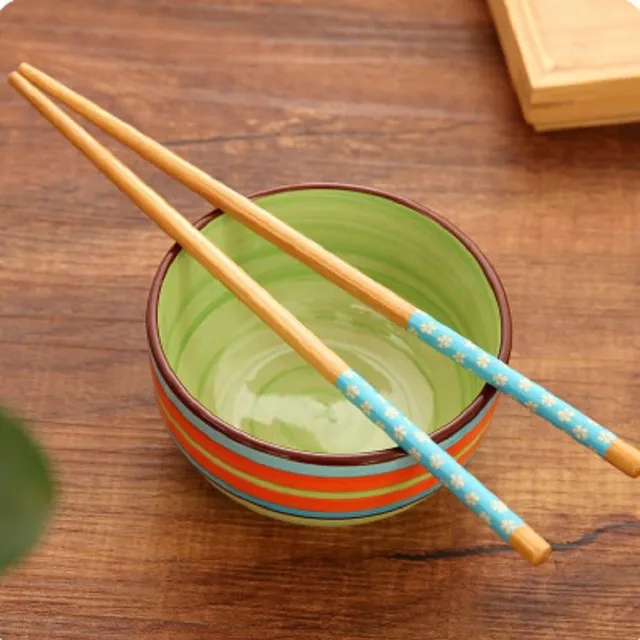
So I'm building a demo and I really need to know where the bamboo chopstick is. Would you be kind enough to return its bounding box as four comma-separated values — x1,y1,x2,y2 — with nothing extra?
9,69,552,566
15,62,639,480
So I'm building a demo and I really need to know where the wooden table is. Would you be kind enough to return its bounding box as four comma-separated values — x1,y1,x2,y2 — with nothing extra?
1,1,638,638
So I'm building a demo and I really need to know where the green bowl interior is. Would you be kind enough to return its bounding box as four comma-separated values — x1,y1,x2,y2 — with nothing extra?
156,188,502,455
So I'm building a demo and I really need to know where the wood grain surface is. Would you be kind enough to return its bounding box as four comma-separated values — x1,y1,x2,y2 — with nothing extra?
0,1,638,638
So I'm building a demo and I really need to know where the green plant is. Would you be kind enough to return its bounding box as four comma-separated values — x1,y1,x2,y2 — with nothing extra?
0,406,55,573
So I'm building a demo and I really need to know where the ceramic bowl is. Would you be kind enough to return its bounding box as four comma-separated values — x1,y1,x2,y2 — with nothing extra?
146,184,512,526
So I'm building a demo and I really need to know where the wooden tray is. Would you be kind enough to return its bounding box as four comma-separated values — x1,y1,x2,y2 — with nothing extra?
488,0,640,131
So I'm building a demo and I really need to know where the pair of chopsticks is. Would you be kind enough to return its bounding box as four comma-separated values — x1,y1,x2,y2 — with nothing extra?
9,65,548,564
9,64,638,564
11,65,639,481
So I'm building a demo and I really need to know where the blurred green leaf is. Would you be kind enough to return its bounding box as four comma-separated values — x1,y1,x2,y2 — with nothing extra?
0,406,55,573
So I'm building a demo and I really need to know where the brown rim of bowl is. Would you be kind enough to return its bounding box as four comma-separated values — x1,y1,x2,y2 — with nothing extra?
146,182,513,466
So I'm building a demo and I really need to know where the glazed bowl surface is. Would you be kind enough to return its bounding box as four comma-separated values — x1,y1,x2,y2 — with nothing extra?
147,184,511,526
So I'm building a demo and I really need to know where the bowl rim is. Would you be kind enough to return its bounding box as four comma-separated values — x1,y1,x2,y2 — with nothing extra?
146,182,513,466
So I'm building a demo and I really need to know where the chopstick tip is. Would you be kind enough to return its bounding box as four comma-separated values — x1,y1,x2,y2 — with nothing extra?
7,70,22,88
17,61,36,77
604,438,640,478
510,524,552,566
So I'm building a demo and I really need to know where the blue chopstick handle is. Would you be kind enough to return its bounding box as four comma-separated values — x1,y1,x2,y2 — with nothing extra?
406,310,619,458
336,370,525,543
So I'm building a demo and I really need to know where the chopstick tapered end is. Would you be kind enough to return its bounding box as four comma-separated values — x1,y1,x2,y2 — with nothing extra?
604,439,640,478
7,70,23,88
509,524,552,566
17,62,38,80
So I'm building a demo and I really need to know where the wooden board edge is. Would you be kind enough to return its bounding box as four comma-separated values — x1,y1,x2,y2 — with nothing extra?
531,69,640,105
486,0,536,127
531,111,640,132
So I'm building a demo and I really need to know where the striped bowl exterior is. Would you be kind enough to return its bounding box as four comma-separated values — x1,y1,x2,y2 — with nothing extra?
151,357,501,526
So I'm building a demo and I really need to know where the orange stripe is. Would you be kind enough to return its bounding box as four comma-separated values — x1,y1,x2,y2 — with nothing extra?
152,371,496,492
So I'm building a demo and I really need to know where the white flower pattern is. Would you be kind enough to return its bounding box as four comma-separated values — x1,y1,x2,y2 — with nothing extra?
572,425,588,441
450,473,465,490
465,492,479,506
541,394,556,407
416,430,429,442
476,354,490,369
598,431,616,444
525,400,538,412
493,373,508,387
500,519,518,535
480,512,492,525
409,448,421,461
430,454,444,469
393,425,407,441
385,407,399,419
420,322,437,335
437,334,454,349
492,500,507,514
360,402,372,416
453,351,466,365
346,385,360,399
558,408,574,423
518,379,532,391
